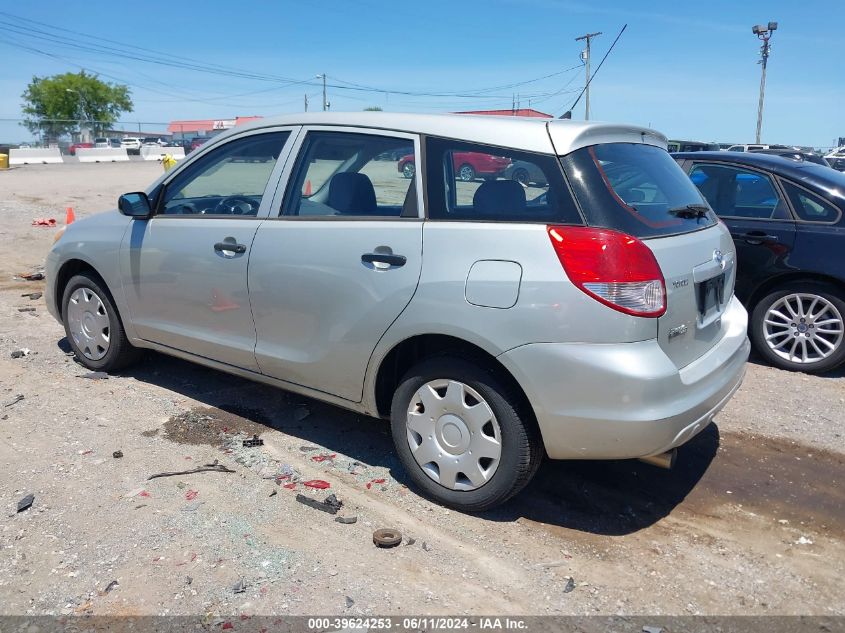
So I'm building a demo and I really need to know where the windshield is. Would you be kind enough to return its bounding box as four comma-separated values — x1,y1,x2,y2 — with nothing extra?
561,143,718,238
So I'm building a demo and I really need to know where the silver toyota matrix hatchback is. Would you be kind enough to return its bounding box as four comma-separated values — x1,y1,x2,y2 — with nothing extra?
46,113,749,511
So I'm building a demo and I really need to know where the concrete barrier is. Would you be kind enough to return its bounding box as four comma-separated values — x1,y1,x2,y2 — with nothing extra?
9,148,63,165
77,147,130,163
140,146,186,161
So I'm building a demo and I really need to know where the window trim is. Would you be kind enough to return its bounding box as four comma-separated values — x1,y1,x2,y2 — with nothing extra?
687,161,796,222
270,125,424,222
776,177,844,225
151,127,300,220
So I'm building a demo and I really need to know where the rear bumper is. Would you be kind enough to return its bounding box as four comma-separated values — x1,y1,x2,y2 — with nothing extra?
499,296,749,459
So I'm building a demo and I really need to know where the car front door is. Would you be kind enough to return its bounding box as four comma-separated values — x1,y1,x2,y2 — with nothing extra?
687,161,797,301
248,127,422,401
120,128,297,370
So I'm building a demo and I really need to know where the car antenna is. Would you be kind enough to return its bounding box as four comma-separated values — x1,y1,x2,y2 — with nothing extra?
560,24,627,120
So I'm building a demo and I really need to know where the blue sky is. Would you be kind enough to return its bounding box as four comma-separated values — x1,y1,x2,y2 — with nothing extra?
0,0,842,147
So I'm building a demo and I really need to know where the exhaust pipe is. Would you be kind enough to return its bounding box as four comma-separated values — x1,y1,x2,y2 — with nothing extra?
638,448,677,470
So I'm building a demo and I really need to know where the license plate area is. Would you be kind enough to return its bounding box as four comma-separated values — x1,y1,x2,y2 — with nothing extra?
697,273,725,319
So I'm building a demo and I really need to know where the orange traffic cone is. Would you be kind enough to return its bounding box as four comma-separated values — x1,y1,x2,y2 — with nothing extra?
304,179,312,196
65,207,75,225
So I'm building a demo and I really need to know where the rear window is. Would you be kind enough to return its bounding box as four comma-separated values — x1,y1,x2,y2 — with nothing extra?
561,143,718,238
424,136,582,223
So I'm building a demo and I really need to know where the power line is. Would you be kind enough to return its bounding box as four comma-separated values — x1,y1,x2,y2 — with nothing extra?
561,24,627,119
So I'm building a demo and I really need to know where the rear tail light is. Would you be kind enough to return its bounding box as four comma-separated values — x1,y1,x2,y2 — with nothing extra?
547,225,666,317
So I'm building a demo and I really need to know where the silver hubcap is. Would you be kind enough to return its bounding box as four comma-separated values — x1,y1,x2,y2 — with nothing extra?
67,287,111,361
764,293,843,364
459,166,473,181
406,379,502,491
403,163,415,178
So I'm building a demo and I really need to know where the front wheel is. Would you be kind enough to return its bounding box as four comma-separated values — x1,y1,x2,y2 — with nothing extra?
458,164,476,182
390,356,542,511
750,282,845,373
62,272,142,372
402,161,415,179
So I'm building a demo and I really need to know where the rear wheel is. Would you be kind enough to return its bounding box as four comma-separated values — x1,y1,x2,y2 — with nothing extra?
511,168,530,186
402,161,415,179
390,356,542,511
458,164,476,182
62,272,142,372
750,282,845,373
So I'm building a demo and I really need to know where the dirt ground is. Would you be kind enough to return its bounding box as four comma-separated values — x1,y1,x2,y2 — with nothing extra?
0,162,843,619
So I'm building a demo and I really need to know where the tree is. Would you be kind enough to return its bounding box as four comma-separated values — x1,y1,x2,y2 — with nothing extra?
363,106,383,111
21,71,133,139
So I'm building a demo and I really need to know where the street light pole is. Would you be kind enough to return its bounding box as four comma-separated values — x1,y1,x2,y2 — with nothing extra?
66,88,86,141
575,31,602,120
316,74,328,111
752,21,778,144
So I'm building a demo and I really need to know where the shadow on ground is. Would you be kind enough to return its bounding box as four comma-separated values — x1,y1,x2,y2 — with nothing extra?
68,343,719,537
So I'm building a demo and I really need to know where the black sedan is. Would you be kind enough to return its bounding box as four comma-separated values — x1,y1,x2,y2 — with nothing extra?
673,151,845,373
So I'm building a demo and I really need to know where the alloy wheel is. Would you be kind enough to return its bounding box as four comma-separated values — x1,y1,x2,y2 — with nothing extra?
763,293,844,364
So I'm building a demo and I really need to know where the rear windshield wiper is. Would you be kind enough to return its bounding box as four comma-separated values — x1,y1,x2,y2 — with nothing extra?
667,204,711,219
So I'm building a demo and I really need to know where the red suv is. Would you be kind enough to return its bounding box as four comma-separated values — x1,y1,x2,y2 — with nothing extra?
398,152,511,181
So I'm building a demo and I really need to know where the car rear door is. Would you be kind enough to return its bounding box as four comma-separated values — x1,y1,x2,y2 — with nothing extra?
248,127,422,402
686,161,796,301
120,128,298,370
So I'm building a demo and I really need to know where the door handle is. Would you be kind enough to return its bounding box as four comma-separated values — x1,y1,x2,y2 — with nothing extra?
214,242,247,254
361,252,406,267
733,232,779,244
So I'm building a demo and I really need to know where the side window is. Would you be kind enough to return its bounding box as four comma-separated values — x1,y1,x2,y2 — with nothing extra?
688,163,790,220
781,181,842,223
424,137,582,223
159,131,289,216
281,131,416,218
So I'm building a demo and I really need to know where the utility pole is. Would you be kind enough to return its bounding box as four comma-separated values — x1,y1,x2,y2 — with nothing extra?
575,31,601,120
304,93,308,112
316,74,328,111
752,21,777,144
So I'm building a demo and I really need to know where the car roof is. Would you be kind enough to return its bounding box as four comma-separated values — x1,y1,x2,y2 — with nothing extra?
674,150,845,201
217,111,668,155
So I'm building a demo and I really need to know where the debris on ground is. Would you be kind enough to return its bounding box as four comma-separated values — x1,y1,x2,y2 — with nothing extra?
22,291,42,300
17,493,35,513
80,371,109,380
100,580,119,595
642,626,664,633
366,478,386,490
334,516,357,524
563,576,576,593
795,536,814,545
10,349,30,359
345,596,355,608
302,479,330,489
4,394,25,407
185,490,199,501
232,577,246,594
373,528,403,548
311,453,336,462
296,493,342,515
186,576,193,585
269,489,278,497
31,218,57,227
242,434,263,448
147,460,235,480
299,445,318,452
17,307,36,312
405,537,416,546
293,406,310,421
422,541,432,552
16,271,44,281
112,450,123,459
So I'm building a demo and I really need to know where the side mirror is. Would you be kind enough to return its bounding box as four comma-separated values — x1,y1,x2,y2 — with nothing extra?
118,192,152,218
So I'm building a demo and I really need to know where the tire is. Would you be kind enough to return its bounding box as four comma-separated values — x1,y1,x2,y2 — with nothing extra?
750,281,845,374
402,161,415,179
458,163,476,182
390,356,543,512
511,168,530,186
62,272,142,372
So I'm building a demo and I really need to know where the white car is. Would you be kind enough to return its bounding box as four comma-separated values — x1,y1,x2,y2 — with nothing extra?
94,137,110,148
120,137,142,151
